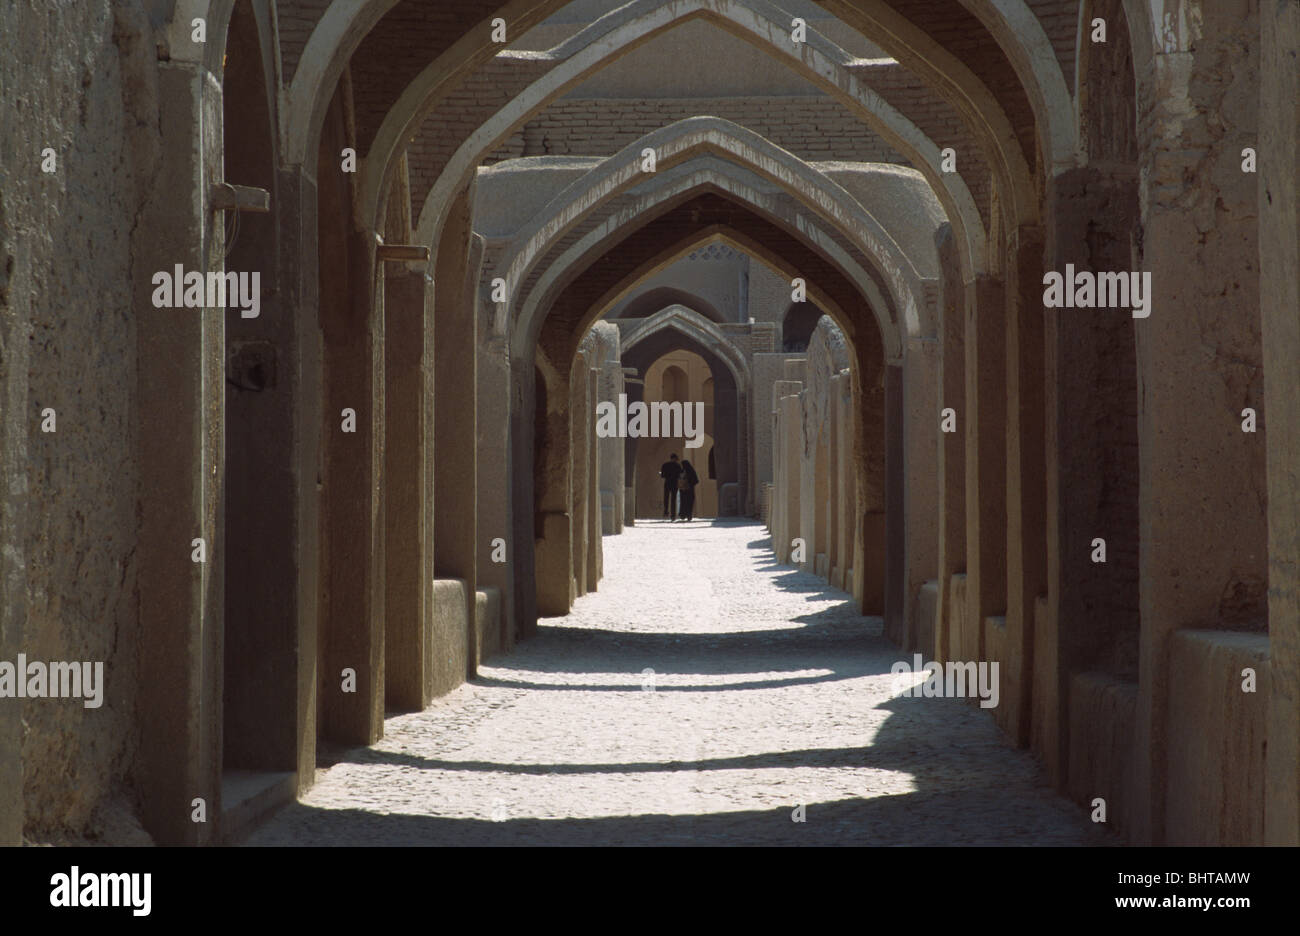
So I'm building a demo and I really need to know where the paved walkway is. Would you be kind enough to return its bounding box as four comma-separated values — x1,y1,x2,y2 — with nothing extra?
246,520,1108,846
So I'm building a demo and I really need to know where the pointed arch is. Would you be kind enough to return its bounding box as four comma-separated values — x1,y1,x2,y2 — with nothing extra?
620,306,750,395
407,0,998,279
493,117,946,344
514,168,902,364
955,0,1078,174
282,0,559,171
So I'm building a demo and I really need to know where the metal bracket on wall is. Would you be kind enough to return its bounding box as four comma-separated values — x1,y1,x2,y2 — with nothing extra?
375,233,430,263
210,182,271,213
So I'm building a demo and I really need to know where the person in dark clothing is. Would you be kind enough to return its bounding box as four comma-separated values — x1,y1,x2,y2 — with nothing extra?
679,457,700,521
659,453,683,520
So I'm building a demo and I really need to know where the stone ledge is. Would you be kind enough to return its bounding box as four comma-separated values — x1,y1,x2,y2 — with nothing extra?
1067,671,1138,838
219,770,296,845
475,587,503,666
431,579,470,699
1166,629,1269,845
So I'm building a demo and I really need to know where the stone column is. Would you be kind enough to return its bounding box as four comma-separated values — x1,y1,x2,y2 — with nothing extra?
477,326,514,653
962,276,1006,662
319,222,385,747
1130,10,1266,844
509,356,539,638
827,374,843,588
883,363,907,644
622,374,643,526
433,186,480,682
1041,167,1141,788
773,379,802,562
818,430,831,577
735,389,751,517
835,372,855,591
569,352,590,598
0,134,22,834
596,329,626,535
781,392,803,565
854,358,887,615
902,340,940,654
798,392,818,575
311,69,388,750
279,165,323,793
535,367,573,616
384,269,429,711
1133,18,1263,842
752,354,789,492
770,403,784,553
714,380,741,516
135,60,225,843
223,87,303,786
0,323,19,839
934,225,967,666
1000,224,1046,745
1261,0,1300,847
587,364,602,588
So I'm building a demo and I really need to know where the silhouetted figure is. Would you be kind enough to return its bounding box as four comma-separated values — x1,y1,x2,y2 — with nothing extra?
679,457,700,521
659,453,683,520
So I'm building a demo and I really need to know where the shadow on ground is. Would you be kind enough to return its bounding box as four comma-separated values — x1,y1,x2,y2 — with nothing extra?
259,520,1112,847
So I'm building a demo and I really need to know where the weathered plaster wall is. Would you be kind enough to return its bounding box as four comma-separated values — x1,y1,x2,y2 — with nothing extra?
1130,0,1266,846
1165,630,1269,845
1259,0,1300,847
0,0,161,842
752,353,803,489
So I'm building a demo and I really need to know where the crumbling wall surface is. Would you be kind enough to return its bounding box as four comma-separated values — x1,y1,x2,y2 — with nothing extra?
803,318,849,437
1259,0,1300,847
0,0,160,842
1131,0,1265,846
1138,2,1266,628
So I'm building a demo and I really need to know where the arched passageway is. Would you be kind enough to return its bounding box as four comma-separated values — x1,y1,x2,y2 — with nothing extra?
524,188,892,623
627,350,719,520
3,0,1296,854
620,318,746,519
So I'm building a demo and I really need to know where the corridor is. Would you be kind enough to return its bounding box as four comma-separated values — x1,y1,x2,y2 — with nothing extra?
247,522,1104,846
5,0,1296,853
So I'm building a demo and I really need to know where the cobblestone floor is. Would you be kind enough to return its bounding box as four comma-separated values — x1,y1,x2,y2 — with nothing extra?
246,520,1110,846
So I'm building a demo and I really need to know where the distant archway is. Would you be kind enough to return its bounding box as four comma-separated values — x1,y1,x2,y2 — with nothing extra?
519,188,890,628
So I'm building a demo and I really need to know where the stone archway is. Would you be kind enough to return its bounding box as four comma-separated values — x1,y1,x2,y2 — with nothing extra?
621,317,748,518
413,2,994,281
284,0,1073,220
514,169,902,364
493,118,943,350
521,189,891,624
287,0,1075,279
